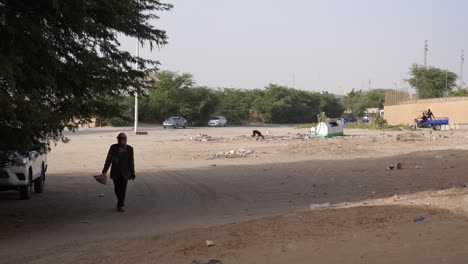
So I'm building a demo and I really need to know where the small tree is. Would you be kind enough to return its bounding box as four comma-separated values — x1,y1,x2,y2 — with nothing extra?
406,64,458,99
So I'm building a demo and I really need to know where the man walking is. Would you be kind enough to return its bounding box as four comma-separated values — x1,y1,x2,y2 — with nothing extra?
102,132,135,212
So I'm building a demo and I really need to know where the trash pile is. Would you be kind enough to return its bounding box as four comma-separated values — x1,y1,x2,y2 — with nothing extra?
279,132,315,140
207,148,256,159
190,134,216,142
395,133,425,142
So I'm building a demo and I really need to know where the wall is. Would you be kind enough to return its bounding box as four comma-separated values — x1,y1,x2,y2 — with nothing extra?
384,97,468,126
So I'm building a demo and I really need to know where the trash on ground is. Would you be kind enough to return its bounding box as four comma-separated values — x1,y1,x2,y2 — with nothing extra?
396,163,402,170
413,216,425,222
99,193,105,198
192,134,215,142
206,240,216,247
207,148,256,159
415,165,423,169
310,202,331,209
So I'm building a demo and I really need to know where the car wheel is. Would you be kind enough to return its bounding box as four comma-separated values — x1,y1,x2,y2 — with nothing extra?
20,170,33,200
433,124,441,131
183,124,186,128
34,167,45,193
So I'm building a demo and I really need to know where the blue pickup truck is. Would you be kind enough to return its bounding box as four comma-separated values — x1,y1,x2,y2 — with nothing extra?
411,117,449,131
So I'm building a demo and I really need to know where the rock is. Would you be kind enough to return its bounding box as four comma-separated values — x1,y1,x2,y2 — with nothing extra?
192,260,223,264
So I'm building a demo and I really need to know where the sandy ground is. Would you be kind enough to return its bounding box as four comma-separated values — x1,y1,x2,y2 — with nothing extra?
1,125,468,264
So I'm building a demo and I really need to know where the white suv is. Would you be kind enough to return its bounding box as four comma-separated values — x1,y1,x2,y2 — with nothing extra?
0,147,47,200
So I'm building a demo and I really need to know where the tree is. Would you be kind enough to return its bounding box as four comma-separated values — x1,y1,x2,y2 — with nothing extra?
406,64,458,99
0,0,172,150
214,88,251,124
341,89,367,117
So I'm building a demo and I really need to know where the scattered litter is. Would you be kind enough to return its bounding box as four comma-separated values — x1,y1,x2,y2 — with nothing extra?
434,155,443,159
387,162,403,171
206,240,216,247
207,148,256,159
415,165,423,169
210,164,217,167
281,132,315,140
99,193,105,198
192,134,215,142
310,202,331,209
396,133,425,142
413,216,425,222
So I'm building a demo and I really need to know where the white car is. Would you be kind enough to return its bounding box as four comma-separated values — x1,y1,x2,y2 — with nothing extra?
208,116,227,127
0,147,47,200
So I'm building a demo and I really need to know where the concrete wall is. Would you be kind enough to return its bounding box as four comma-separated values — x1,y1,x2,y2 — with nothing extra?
384,97,468,126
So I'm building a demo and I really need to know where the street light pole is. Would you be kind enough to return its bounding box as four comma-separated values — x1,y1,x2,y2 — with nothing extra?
134,39,139,134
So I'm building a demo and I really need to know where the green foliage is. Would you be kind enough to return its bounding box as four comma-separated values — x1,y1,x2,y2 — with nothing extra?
341,89,386,117
343,122,410,131
450,88,468,97
406,64,458,99
341,89,367,117
251,84,323,123
214,88,251,124
317,112,327,123
137,72,346,125
370,116,388,129
319,92,346,118
0,0,172,151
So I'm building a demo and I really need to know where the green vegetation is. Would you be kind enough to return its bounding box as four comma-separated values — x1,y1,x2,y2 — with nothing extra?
341,89,386,117
406,64,458,99
0,0,172,150
343,122,411,131
132,71,345,126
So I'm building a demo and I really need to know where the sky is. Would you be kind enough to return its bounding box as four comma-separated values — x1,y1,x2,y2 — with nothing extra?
119,0,468,94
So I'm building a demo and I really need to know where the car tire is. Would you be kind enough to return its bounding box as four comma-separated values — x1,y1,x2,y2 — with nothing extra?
34,167,45,193
433,124,441,131
163,126,166,129
20,170,33,200
173,124,177,129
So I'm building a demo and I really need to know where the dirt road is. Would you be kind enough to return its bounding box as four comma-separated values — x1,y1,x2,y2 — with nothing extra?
1,126,468,263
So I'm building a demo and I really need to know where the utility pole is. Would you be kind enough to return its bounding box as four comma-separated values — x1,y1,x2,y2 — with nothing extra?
424,40,428,67
461,49,465,89
134,39,139,134
446,70,448,98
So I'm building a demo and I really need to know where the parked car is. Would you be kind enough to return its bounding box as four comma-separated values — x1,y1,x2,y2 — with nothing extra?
0,147,47,200
208,116,227,127
342,113,357,123
163,116,187,129
363,115,370,123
